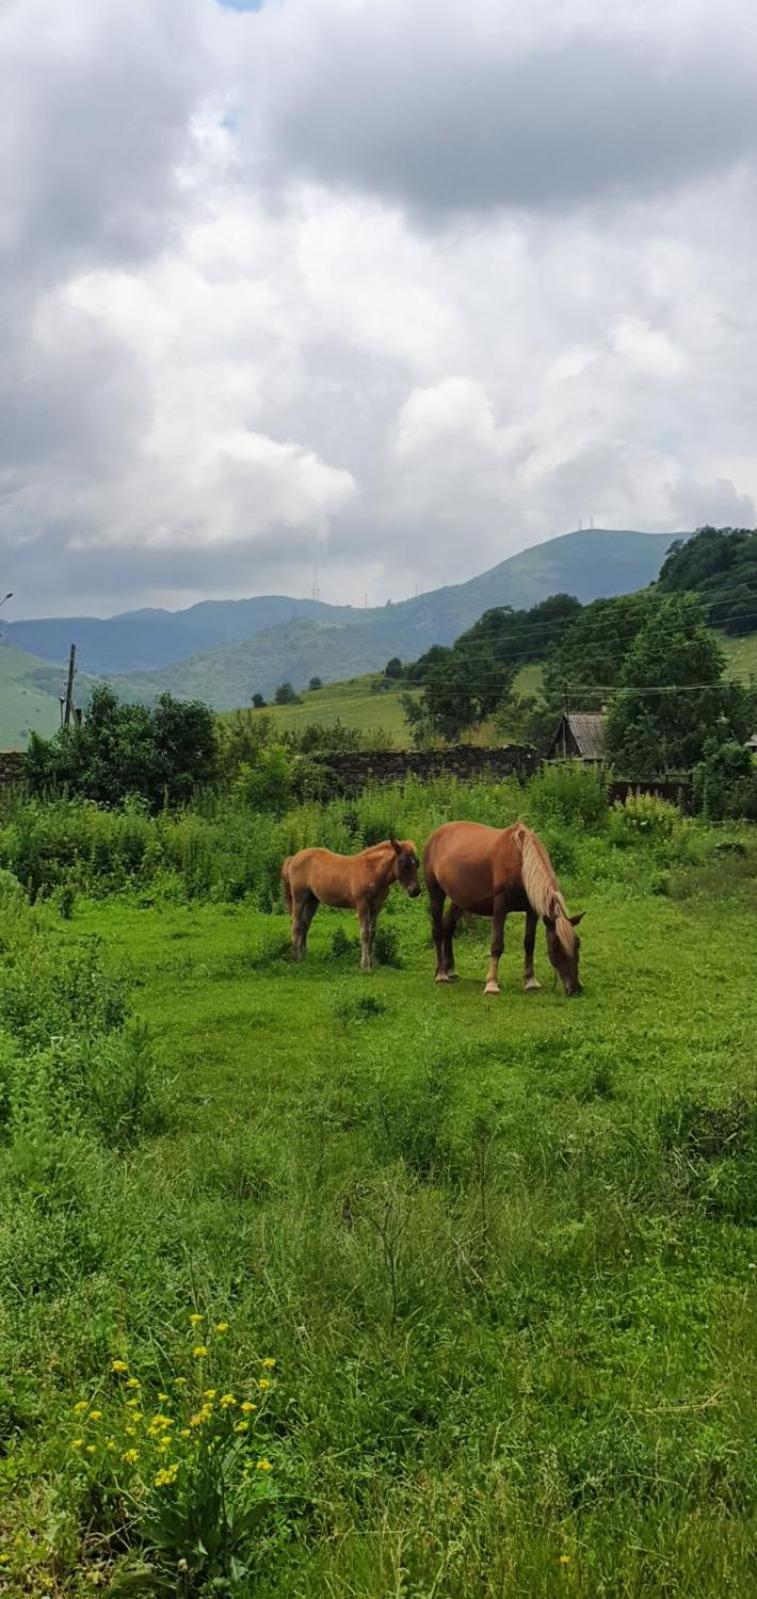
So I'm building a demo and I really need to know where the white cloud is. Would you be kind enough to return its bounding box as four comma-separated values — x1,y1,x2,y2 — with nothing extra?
1,0,756,616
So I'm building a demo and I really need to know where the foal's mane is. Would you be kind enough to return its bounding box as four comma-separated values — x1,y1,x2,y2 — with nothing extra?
514,824,576,955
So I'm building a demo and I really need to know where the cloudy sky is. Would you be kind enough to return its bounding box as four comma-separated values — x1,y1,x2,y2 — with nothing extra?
2,0,756,618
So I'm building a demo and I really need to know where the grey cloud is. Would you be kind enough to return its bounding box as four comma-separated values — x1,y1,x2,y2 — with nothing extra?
253,5,757,217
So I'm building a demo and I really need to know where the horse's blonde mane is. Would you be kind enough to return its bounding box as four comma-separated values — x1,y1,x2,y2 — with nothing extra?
514,824,576,955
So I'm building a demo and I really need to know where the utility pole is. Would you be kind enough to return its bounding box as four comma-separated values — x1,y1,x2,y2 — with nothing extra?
63,644,77,729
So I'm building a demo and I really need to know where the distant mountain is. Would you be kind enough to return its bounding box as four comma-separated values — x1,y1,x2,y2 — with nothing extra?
6,529,680,711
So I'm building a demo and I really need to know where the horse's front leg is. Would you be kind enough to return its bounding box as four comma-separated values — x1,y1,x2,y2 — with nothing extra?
523,909,541,991
427,874,449,982
356,899,373,972
484,894,507,996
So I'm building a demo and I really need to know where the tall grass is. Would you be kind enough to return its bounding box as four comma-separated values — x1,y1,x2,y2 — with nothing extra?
0,766,714,914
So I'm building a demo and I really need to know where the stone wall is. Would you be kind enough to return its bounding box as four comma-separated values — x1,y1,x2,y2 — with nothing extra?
312,744,538,795
0,750,24,789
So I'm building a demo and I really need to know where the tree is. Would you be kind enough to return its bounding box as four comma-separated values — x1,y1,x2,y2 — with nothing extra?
605,595,754,777
383,657,403,680
25,686,217,808
274,682,299,705
308,676,323,691
544,591,660,709
252,692,266,708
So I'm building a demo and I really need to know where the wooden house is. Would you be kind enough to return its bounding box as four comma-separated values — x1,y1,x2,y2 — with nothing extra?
546,712,607,762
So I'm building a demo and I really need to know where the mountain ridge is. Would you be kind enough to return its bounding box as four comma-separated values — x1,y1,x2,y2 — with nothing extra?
6,530,680,693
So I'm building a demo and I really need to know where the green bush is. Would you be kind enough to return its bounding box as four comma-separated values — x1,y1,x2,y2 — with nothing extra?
692,740,757,821
526,761,608,829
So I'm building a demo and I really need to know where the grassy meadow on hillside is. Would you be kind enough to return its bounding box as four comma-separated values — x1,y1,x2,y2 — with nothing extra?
0,771,755,1596
227,663,544,748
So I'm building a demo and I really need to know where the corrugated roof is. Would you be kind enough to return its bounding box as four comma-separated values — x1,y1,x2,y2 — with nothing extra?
565,712,606,759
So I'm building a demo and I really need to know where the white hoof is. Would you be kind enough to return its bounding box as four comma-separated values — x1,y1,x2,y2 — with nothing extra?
524,977,541,992
435,972,451,984
484,981,500,997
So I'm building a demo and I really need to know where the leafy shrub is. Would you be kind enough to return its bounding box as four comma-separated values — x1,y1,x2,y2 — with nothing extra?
527,761,608,829
608,792,680,846
692,740,757,821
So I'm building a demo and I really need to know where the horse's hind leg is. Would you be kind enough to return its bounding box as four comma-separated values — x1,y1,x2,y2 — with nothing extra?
294,891,318,959
442,903,461,980
484,894,507,997
523,910,541,991
427,874,449,982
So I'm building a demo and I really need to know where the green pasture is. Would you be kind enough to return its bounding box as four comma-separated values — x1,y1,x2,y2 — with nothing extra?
0,788,755,1595
222,663,543,747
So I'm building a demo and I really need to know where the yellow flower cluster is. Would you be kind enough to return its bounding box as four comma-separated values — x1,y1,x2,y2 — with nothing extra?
66,1317,278,1496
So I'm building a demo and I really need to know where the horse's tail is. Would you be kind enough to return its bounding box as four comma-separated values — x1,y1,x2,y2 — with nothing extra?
515,824,576,954
281,857,293,913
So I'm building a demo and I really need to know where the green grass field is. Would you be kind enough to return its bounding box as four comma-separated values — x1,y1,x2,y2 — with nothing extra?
1,786,755,1595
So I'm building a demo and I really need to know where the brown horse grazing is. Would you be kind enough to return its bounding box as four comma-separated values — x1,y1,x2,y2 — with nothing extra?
423,821,584,997
282,839,421,970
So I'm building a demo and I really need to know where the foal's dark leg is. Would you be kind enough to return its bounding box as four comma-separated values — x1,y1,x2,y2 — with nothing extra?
442,903,461,980
523,910,541,991
295,891,318,958
427,875,449,982
484,893,508,996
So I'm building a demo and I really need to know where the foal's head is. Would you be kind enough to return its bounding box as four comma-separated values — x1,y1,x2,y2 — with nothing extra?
543,898,585,995
390,838,421,898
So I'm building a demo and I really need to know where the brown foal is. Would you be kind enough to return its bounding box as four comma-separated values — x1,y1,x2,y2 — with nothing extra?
282,839,421,971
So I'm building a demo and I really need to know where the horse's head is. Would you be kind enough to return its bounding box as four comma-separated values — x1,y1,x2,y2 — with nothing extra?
390,838,421,898
543,899,584,995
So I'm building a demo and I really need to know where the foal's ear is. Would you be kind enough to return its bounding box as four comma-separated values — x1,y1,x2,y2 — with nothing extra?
569,912,585,927
390,838,402,856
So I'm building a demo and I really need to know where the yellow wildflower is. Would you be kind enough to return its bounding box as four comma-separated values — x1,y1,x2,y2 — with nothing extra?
125,1427,136,1438
89,1411,103,1423
86,1445,96,1455
126,1399,140,1409
215,1321,229,1334
256,1458,273,1471
73,1400,88,1415
219,1393,236,1409
154,1464,179,1488
261,1358,276,1370
122,1449,139,1465
151,1414,173,1429
71,1438,84,1450
106,1441,117,1452
157,1392,170,1403
203,1389,217,1401
125,1377,141,1390
111,1360,128,1374
258,1379,271,1391
173,1377,187,1389
180,1428,191,1438
189,1405,211,1428
189,1313,203,1327
156,1437,172,1453
559,1555,571,1566
234,1420,249,1434
240,1401,257,1414
192,1345,208,1359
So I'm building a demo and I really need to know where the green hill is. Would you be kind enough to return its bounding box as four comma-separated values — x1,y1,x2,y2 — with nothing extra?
112,531,678,708
0,641,67,747
8,529,678,698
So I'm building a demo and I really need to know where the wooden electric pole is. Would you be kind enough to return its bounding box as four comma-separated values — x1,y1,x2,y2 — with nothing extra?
63,644,77,729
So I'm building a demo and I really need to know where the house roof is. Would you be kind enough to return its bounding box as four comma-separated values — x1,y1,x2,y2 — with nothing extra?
551,711,607,759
